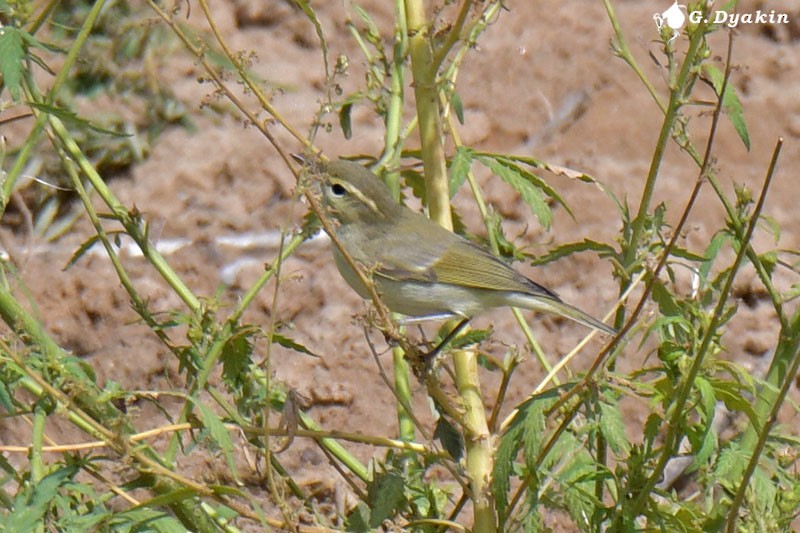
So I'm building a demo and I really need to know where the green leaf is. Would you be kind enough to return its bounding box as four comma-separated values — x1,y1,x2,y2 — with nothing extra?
448,146,473,197
351,3,381,42
368,470,406,527
449,326,492,350
195,401,239,483
28,102,132,136
699,230,730,284
0,380,13,412
221,332,252,383
651,279,682,317
339,101,353,139
451,91,465,124
703,64,750,150
521,399,546,474
9,465,78,530
529,238,616,266
63,232,126,270
434,417,464,461
346,502,372,532
487,152,597,183
273,333,318,357
493,420,523,520
0,26,26,100
476,155,552,229
599,399,631,455
715,442,748,491
493,154,574,218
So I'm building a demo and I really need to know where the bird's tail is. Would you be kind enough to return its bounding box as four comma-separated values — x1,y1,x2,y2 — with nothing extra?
509,293,617,335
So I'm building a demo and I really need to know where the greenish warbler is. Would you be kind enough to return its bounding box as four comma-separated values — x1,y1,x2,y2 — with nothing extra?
310,158,616,335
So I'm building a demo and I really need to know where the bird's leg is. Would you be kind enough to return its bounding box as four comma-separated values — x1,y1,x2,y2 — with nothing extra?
423,318,471,361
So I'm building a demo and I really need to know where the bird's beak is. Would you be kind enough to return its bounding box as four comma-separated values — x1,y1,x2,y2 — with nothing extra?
291,153,325,174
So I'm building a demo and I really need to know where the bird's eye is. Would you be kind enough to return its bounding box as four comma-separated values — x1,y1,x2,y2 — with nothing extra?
330,183,347,197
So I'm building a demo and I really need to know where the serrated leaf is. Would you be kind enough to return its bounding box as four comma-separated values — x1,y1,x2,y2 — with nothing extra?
448,146,473,197
195,401,239,483
476,155,552,229
715,443,747,491
529,238,616,266
28,102,132,136
703,64,750,150
522,400,546,474
488,152,598,183
273,333,318,357
493,421,524,520
221,332,252,383
9,465,78,530
493,154,574,218
0,26,26,101
599,399,631,455
449,327,492,350
651,279,682,317
368,471,406,527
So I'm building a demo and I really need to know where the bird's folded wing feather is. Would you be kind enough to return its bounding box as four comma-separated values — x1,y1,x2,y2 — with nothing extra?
375,233,558,300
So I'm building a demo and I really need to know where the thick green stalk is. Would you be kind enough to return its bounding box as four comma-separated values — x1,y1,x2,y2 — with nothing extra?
404,0,451,230
403,2,497,529
454,350,498,532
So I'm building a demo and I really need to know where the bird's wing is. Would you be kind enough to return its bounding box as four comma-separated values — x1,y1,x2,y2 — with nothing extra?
432,240,558,299
374,225,558,301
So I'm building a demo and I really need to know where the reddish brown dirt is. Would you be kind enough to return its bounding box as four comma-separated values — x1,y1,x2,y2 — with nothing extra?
2,0,799,529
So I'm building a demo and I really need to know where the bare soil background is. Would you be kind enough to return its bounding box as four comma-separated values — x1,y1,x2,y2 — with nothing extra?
3,0,800,528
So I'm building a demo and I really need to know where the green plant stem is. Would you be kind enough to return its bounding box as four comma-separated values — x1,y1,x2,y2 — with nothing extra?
630,138,777,517
453,350,497,532
622,25,705,283
0,290,223,531
404,0,451,230
376,0,408,187
403,2,497,528
44,115,201,312
724,139,791,527
602,0,665,114
431,0,472,70
297,411,370,483
1,0,109,216
30,403,46,483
